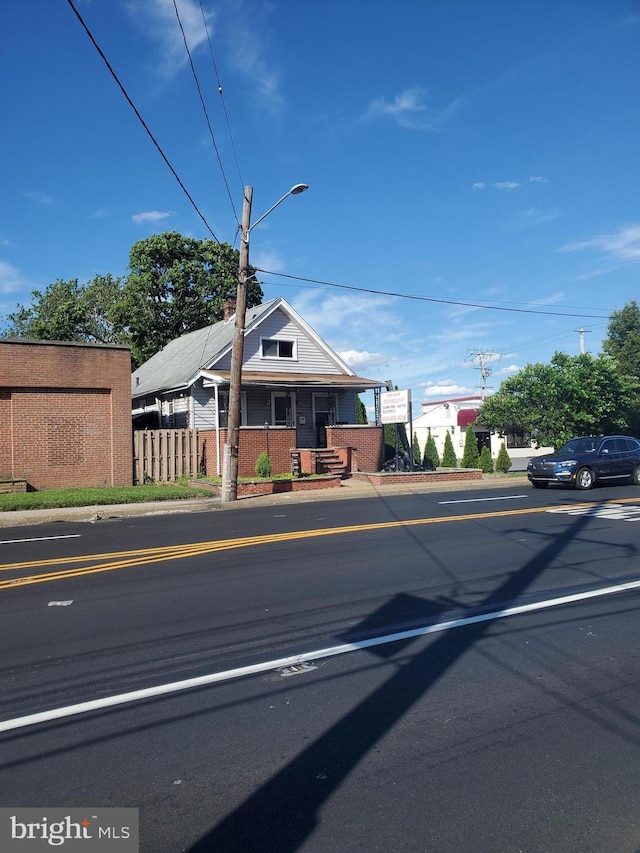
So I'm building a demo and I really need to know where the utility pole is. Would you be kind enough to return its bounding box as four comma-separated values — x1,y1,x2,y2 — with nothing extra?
468,349,497,399
221,186,252,503
574,327,591,354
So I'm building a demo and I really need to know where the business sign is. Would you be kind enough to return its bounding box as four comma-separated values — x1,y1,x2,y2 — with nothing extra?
380,389,411,424
0,809,139,851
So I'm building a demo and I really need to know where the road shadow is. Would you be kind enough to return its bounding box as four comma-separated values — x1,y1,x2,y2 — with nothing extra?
187,510,595,852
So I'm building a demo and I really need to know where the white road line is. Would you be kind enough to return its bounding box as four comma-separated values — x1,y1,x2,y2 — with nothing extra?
2,576,640,734
439,495,529,505
0,534,81,545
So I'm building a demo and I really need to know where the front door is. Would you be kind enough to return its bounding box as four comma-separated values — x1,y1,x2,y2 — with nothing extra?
271,392,295,427
313,394,336,448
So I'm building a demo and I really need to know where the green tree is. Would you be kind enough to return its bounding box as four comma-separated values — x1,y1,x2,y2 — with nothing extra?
412,432,421,465
423,431,440,468
442,431,458,467
3,275,123,343
462,426,480,468
114,233,262,368
603,300,640,382
356,395,368,424
477,351,636,449
479,445,494,473
495,442,512,473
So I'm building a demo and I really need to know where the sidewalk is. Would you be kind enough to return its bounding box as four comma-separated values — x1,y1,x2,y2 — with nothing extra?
0,474,528,528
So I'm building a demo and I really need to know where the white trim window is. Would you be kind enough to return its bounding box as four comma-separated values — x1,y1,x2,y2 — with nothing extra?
261,337,297,360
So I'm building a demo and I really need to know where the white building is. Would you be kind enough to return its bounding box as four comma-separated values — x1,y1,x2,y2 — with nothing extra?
410,396,553,470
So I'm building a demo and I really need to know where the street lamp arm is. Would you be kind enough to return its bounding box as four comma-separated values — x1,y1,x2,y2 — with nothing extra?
247,183,309,235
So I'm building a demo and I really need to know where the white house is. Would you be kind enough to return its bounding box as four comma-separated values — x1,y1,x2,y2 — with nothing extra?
410,396,553,470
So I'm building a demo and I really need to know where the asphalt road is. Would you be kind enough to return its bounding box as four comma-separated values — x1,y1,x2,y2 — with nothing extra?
2,482,640,852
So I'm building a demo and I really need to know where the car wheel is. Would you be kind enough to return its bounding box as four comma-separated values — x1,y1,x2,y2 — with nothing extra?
575,467,594,490
531,481,548,489
633,465,640,485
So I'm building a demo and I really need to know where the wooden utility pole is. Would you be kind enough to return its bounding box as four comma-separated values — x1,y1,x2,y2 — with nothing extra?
221,186,253,503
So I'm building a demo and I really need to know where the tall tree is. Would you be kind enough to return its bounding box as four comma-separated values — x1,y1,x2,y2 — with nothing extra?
477,351,636,449
461,425,480,468
602,300,640,382
3,275,123,343
116,233,262,368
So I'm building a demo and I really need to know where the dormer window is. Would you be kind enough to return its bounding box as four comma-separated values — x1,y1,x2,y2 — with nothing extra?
261,338,295,359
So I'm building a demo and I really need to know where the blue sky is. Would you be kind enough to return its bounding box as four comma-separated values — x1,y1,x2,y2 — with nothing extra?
2,0,639,416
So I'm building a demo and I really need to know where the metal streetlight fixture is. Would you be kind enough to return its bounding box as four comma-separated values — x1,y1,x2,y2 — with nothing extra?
221,183,309,502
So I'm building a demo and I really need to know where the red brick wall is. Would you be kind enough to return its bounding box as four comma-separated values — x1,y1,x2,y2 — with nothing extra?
0,340,132,489
199,424,385,477
326,425,384,472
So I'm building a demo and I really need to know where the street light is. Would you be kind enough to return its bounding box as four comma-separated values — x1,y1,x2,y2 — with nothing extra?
221,183,309,502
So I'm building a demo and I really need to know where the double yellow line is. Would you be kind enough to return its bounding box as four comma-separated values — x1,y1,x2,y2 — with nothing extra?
0,499,629,591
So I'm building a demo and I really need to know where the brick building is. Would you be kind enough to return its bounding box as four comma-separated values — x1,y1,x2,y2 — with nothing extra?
0,339,132,490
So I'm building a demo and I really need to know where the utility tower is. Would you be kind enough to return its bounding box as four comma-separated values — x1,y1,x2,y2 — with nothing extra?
574,328,591,354
467,349,498,399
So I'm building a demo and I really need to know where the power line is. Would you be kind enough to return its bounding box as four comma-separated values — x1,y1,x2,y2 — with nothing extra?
172,0,240,226
198,0,245,192
66,0,220,243
256,268,610,319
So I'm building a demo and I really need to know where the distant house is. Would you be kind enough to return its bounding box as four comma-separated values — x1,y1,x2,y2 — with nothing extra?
131,297,386,477
411,396,553,470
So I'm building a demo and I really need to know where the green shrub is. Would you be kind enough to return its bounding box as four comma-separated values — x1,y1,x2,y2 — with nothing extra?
495,442,512,473
461,427,480,468
479,445,494,473
442,432,458,467
254,452,272,478
423,432,440,468
412,432,421,465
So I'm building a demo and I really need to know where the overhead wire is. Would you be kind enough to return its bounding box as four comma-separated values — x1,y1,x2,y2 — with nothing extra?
66,0,220,242
198,0,245,192
256,268,610,319
172,0,240,226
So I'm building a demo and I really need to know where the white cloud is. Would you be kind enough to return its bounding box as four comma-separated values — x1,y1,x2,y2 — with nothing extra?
132,210,172,223
528,175,547,183
365,88,460,131
493,181,520,191
496,363,520,376
420,380,475,399
520,207,560,226
472,182,485,190
126,0,213,77
24,191,54,207
561,224,640,263
0,260,27,295
338,349,388,371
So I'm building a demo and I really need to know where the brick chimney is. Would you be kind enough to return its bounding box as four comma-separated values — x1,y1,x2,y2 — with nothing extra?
223,297,237,321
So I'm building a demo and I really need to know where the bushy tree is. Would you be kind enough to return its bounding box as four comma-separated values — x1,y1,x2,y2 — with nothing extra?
423,431,440,469
462,427,480,468
3,275,123,343
603,300,640,382
477,351,636,449
255,452,272,478
116,233,262,368
356,396,368,424
442,431,458,467
495,442,512,473
412,432,421,465
479,445,494,473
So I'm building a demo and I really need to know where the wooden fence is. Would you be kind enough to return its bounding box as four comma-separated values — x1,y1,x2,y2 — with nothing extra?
133,429,200,485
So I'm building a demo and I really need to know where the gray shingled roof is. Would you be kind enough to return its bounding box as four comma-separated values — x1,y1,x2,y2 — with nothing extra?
131,299,278,397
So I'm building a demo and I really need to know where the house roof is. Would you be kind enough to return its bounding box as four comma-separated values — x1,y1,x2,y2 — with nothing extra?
131,297,383,398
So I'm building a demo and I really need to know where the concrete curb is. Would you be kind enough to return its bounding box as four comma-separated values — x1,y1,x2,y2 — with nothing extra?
0,475,529,529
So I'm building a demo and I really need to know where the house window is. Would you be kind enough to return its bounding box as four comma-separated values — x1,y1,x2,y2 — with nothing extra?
271,392,295,426
261,338,296,359
505,428,531,449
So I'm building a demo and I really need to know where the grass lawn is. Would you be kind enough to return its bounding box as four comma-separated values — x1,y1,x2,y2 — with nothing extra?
0,483,215,512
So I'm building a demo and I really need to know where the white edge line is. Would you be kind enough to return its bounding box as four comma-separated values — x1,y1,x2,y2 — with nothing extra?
439,495,529,505
2,577,640,734
0,535,81,545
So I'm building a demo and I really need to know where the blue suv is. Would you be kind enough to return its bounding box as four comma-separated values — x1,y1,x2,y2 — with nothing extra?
527,435,640,490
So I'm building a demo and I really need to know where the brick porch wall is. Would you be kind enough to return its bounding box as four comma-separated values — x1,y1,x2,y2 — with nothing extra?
0,340,132,490
199,423,385,477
